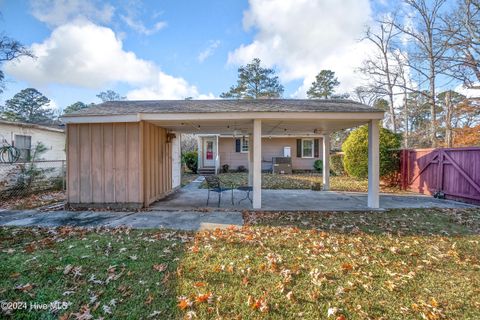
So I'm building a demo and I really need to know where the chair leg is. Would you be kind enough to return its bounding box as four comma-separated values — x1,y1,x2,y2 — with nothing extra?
218,191,221,207
207,190,210,206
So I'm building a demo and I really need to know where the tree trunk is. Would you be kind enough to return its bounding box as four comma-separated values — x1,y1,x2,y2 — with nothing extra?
403,89,409,148
429,63,437,148
444,91,453,148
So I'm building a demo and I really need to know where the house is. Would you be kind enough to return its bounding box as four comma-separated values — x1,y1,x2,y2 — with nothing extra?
0,120,66,197
0,120,65,162
197,134,324,173
62,99,384,209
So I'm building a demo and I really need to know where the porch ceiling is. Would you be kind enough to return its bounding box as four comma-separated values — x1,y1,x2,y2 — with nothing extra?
148,118,372,135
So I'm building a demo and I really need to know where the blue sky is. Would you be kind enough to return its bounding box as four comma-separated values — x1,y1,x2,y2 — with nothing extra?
0,0,397,110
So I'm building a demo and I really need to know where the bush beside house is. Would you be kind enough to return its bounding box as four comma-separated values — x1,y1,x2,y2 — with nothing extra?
342,125,401,181
330,153,345,176
182,151,198,173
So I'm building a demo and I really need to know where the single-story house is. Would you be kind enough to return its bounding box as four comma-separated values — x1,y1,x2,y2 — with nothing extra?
197,134,324,174
0,120,65,162
62,99,384,210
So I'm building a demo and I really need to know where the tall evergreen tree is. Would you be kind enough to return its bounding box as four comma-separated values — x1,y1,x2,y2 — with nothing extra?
96,90,126,102
220,58,284,99
63,101,91,114
307,70,340,99
2,88,54,123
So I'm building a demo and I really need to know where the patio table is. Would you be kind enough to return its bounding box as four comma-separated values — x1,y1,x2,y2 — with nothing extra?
237,186,253,204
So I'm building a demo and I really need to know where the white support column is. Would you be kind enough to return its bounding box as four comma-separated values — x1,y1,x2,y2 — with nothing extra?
368,120,380,208
248,136,253,186
322,134,330,191
252,119,262,209
215,135,220,174
197,136,202,169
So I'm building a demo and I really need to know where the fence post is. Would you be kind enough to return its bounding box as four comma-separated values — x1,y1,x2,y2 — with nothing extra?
400,149,407,190
62,160,66,191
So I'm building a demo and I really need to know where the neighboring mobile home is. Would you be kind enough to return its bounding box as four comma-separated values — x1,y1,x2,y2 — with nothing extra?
0,120,65,161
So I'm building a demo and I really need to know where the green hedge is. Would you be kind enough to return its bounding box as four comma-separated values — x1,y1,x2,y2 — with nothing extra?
342,124,401,179
313,159,323,173
330,153,345,176
182,151,198,173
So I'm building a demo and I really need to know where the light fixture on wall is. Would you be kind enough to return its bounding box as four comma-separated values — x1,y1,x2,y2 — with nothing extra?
166,132,176,143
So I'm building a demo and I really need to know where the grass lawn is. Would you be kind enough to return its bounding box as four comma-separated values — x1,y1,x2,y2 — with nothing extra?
1,208,479,319
200,172,404,193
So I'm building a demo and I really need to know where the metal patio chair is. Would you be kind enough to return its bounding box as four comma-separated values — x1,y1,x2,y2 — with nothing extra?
205,175,234,207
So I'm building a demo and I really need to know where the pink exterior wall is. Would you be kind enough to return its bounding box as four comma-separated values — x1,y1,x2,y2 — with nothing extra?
218,137,323,171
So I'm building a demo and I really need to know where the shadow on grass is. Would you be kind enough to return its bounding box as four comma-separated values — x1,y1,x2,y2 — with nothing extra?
0,227,190,319
242,208,480,236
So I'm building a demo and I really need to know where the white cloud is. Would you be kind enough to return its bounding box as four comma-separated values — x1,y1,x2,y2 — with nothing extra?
5,21,155,88
198,40,220,62
4,21,211,100
228,0,374,96
120,15,167,36
30,0,114,27
127,72,201,100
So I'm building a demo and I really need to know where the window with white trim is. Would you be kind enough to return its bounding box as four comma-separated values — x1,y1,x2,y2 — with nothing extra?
301,139,314,158
15,135,32,162
241,137,249,153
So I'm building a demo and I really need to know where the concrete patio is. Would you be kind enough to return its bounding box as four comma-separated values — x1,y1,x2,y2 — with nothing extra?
152,178,476,211
0,209,243,231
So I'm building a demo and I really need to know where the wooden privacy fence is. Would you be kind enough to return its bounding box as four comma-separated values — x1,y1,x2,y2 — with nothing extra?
400,147,480,205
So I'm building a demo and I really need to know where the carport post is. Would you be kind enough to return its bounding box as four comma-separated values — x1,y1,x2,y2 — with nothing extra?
368,120,380,208
248,137,253,186
252,119,262,209
322,134,330,190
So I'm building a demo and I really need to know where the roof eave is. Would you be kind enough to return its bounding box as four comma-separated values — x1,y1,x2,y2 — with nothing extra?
62,111,384,124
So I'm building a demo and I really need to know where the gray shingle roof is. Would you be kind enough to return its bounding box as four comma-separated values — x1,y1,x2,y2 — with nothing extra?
63,99,383,117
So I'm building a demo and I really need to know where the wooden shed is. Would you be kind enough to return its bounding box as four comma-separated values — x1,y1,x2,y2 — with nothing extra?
66,122,179,209
63,99,384,209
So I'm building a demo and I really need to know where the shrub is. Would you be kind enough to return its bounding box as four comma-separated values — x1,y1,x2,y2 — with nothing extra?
182,151,198,173
222,164,230,173
330,153,345,176
237,165,247,172
313,159,323,173
342,124,401,179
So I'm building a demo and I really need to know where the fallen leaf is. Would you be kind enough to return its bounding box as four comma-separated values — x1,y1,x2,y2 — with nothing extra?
194,282,206,288
15,283,33,292
153,263,167,272
64,264,73,275
195,292,212,304
177,297,191,310
145,293,154,305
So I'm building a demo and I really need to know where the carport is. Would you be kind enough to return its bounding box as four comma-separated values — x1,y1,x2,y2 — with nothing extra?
62,99,384,209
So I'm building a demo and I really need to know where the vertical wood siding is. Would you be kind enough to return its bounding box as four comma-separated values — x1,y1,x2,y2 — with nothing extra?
67,123,143,206
142,122,173,206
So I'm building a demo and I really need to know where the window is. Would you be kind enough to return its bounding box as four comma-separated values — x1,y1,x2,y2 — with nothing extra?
15,135,32,162
241,137,249,153
301,139,314,158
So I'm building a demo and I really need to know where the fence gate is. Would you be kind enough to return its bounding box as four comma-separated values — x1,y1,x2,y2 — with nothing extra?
400,147,480,205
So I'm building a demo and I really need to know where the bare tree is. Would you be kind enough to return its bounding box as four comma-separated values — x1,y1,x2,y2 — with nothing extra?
390,0,449,147
442,0,480,89
0,34,34,94
360,17,402,132
352,86,382,106
180,134,197,153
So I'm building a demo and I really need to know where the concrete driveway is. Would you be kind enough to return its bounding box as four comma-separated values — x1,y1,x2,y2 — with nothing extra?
0,209,243,231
